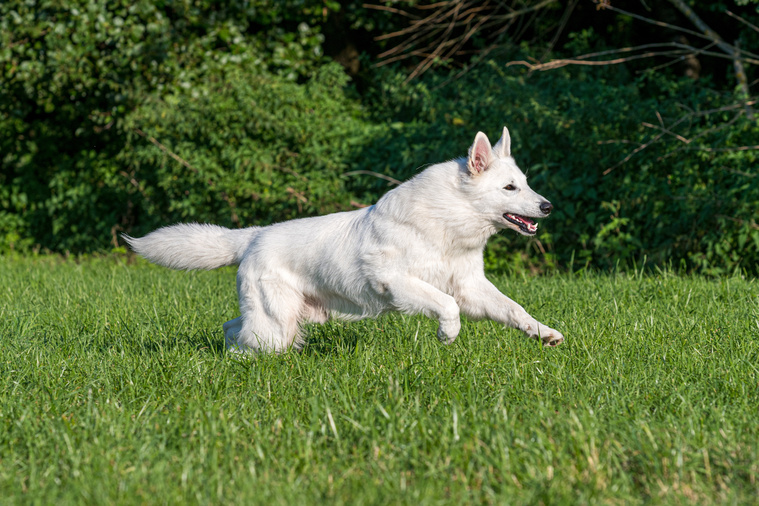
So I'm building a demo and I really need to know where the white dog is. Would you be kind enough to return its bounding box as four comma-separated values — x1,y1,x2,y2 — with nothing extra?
124,127,564,353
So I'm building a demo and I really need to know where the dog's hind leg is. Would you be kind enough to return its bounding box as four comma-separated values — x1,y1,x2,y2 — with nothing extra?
233,269,303,353
223,317,244,353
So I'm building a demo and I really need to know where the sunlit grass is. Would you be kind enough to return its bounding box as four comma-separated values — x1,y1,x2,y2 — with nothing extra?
1,255,757,504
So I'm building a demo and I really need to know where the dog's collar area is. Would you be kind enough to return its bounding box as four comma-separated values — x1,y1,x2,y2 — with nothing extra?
504,213,538,235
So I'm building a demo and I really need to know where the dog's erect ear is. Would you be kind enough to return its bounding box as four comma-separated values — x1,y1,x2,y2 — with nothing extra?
493,126,511,158
467,131,493,175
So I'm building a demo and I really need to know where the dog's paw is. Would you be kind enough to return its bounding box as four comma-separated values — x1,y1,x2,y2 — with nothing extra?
437,318,461,345
524,323,564,348
540,329,564,347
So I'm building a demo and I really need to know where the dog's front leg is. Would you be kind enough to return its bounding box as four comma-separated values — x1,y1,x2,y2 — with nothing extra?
457,278,564,347
383,277,461,344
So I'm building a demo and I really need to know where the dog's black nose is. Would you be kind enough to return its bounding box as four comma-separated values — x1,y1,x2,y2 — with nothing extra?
540,201,553,215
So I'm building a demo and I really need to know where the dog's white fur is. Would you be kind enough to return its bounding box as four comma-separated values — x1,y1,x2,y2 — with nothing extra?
124,127,564,353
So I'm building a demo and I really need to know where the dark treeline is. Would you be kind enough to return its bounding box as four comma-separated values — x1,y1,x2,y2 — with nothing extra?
1,1,758,274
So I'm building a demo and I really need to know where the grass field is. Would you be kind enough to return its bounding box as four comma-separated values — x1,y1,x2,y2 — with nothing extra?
0,255,757,504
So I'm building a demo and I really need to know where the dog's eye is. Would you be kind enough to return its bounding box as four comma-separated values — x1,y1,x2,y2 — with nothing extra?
504,184,516,191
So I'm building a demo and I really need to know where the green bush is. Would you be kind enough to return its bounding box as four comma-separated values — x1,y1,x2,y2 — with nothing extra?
122,61,380,236
0,0,338,251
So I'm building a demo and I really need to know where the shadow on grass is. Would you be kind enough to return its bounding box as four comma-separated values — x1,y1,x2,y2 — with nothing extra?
99,321,228,357
182,329,227,356
299,321,365,357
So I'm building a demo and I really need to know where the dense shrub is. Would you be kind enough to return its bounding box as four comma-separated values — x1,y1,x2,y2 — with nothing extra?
122,61,379,236
0,0,337,250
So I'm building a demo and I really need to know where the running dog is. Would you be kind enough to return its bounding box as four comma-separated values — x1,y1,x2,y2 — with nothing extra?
124,127,564,353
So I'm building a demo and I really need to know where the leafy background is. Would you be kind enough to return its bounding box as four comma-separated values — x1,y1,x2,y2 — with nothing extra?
1,0,757,275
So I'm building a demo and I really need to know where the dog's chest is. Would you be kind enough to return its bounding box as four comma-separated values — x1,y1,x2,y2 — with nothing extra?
410,250,482,293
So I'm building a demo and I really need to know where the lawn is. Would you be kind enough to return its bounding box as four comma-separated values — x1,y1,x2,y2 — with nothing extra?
0,255,757,504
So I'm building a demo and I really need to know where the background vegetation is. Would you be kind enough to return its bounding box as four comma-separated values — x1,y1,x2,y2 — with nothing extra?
1,0,758,274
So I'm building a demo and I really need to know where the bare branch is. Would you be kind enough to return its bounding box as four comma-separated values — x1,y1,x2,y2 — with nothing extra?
665,0,754,119
600,4,710,46
133,128,202,176
540,0,579,62
361,3,421,19
726,10,759,34
716,215,759,230
666,0,731,54
702,145,759,153
677,100,758,117
598,3,759,61
342,170,402,186
375,2,461,43
508,40,759,73
641,122,690,144
603,102,757,174
370,0,559,79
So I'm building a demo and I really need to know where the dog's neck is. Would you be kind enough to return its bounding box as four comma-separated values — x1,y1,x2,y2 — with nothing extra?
373,160,496,254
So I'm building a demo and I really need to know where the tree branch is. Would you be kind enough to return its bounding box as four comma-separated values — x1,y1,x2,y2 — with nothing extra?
507,42,757,73
666,0,754,119
726,10,759,35
370,0,559,79
342,170,402,186
133,128,202,176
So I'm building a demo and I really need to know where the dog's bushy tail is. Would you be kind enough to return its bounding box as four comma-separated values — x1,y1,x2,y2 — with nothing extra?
123,223,259,270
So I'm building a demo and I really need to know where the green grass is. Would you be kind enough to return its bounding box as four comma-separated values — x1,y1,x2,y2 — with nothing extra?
1,255,758,505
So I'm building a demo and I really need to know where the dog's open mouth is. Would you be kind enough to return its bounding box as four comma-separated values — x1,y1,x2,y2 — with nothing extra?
504,213,538,235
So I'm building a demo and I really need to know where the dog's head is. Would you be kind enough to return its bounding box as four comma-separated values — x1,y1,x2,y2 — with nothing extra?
464,127,553,236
